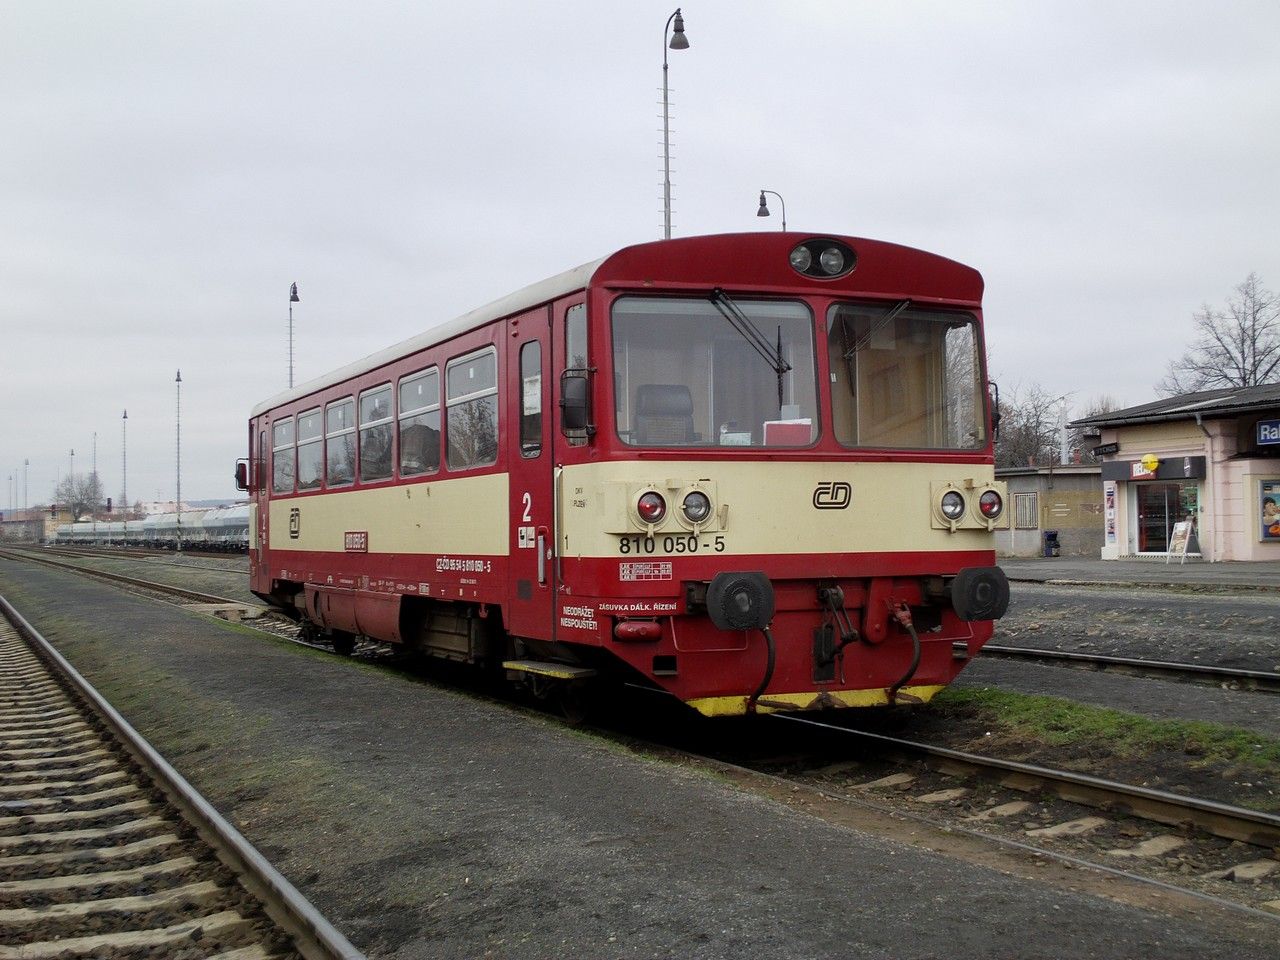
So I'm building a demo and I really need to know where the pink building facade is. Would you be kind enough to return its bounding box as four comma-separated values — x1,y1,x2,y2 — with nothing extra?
1072,385,1280,562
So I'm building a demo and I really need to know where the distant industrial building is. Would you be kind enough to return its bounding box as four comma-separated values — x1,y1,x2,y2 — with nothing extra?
994,465,1103,558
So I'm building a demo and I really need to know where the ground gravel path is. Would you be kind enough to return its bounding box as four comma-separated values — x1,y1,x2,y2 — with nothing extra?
996,583,1280,671
3,557,1278,959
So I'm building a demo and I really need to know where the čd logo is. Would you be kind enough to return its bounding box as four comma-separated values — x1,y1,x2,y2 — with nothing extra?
813,481,852,510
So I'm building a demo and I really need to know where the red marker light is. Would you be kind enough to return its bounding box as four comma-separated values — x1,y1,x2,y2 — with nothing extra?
637,491,667,524
979,490,1003,519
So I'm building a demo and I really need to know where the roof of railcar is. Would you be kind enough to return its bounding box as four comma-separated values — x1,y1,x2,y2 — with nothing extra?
250,232,980,419
250,257,605,418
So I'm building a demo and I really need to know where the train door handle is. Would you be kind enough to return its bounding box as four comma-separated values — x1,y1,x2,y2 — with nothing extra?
536,526,550,585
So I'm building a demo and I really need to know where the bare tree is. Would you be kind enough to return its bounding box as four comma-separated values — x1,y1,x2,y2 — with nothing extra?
1066,394,1121,463
1157,273,1280,396
53,473,104,521
994,383,1069,469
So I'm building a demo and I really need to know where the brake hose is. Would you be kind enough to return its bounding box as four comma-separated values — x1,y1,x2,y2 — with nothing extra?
748,626,777,710
886,603,921,704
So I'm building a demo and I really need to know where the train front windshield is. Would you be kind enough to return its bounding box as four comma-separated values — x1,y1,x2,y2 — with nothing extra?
827,302,986,451
612,297,819,448
610,296,986,451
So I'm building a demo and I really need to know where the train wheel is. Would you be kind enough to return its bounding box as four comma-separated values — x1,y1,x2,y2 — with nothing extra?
555,684,598,726
331,631,356,656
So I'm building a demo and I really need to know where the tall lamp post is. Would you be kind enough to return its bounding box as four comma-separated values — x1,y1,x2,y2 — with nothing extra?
91,432,97,539
289,282,300,389
121,410,128,546
756,190,787,231
661,8,690,240
175,370,183,552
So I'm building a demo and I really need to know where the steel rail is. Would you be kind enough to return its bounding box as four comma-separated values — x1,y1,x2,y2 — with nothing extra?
770,712,1280,848
976,642,1280,693
43,544,246,572
0,592,365,960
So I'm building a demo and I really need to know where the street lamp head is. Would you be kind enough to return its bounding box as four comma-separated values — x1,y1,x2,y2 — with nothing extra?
290,281,300,303
669,9,689,49
175,370,182,384
757,191,770,218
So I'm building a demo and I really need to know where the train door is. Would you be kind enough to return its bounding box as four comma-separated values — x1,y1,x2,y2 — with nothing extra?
252,422,270,591
505,308,555,639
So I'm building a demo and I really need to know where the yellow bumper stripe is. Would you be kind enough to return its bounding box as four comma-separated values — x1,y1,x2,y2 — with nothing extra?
686,684,946,718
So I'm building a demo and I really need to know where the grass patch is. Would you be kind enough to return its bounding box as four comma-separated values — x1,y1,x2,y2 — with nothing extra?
934,686,1280,773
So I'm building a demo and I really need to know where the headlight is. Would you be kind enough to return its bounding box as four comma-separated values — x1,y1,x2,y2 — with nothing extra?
637,491,667,524
818,246,846,275
787,239,856,279
940,491,965,520
682,491,712,523
979,490,1003,519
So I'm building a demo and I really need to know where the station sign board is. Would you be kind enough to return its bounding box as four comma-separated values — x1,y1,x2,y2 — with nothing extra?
1259,419,1280,446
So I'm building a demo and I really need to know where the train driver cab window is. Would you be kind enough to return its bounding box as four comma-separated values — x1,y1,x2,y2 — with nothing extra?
827,303,985,450
325,398,356,487
359,385,394,482
611,297,817,447
446,347,498,470
296,409,323,490
398,368,440,477
271,418,295,494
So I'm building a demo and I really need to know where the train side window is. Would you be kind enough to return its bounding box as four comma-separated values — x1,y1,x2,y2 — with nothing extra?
565,303,587,369
519,341,541,457
325,398,356,487
296,408,323,490
446,347,498,470
271,417,295,494
398,368,440,477
563,304,589,446
359,384,394,482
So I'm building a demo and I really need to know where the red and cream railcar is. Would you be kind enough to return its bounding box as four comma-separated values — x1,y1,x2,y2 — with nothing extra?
239,232,1009,717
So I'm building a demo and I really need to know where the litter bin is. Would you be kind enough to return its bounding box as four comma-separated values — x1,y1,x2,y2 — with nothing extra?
1043,530,1060,558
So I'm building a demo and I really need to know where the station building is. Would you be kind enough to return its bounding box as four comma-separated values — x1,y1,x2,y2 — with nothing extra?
1069,383,1280,561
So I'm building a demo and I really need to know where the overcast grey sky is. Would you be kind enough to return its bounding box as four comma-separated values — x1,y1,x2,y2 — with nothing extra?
3,1,1278,505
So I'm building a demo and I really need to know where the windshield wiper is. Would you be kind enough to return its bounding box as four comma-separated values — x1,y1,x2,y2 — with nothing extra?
709,288,793,378
845,299,912,358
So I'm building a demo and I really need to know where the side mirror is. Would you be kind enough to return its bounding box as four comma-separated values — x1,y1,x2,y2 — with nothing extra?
234,459,250,492
560,371,594,438
987,380,1001,440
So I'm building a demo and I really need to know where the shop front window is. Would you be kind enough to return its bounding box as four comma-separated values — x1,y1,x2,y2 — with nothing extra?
1135,482,1199,553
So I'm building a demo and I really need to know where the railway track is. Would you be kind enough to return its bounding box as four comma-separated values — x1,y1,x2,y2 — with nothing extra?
9,546,1280,911
976,642,1280,694
770,713,1280,848
0,593,363,960
0,548,250,609
42,545,247,574
700,712,1280,917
